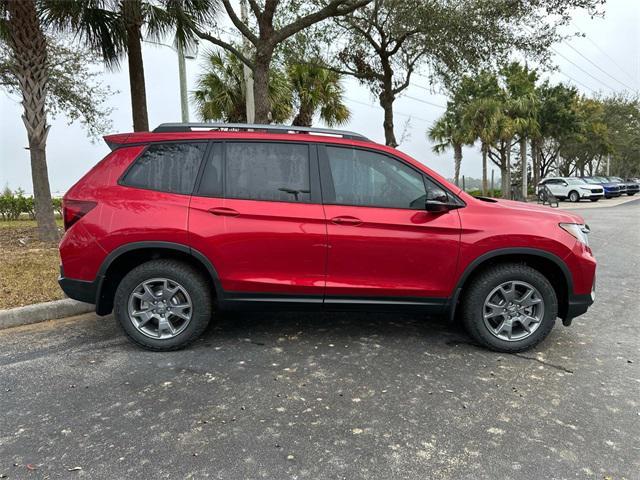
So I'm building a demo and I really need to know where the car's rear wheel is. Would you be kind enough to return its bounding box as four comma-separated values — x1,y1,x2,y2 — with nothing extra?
461,263,558,352
114,259,212,351
568,190,580,202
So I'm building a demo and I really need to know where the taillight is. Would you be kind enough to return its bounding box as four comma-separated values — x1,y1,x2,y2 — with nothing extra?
63,199,97,230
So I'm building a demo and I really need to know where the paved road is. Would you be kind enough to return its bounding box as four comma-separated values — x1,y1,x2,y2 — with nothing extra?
1,202,639,480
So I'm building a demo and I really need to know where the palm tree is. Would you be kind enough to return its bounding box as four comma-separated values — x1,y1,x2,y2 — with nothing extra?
43,0,217,132
192,50,292,123
287,62,350,127
2,0,58,241
463,97,504,196
502,63,540,200
428,112,470,187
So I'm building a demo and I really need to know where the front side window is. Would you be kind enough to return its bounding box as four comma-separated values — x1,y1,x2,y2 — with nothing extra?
325,147,426,209
225,142,311,202
122,142,206,194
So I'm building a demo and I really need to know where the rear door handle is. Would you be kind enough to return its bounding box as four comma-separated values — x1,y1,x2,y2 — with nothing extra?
208,207,240,217
331,215,362,226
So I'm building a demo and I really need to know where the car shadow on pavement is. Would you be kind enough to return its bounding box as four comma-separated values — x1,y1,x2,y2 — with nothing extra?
194,310,476,351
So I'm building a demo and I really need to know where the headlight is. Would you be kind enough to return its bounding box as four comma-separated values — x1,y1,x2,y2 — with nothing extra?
559,223,590,246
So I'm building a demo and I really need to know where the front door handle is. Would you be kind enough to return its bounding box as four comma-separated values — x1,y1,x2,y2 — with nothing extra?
208,207,240,217
331,215,362,226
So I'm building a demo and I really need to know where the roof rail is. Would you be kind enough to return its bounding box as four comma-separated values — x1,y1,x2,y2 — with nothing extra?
152,122,370,141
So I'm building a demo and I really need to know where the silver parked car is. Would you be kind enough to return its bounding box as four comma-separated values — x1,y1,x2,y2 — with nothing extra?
537,177,605,202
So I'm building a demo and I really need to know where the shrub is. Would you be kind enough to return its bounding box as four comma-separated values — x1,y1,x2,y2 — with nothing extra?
0,187,62,220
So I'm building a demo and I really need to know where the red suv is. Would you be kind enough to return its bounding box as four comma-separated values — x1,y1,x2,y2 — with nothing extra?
59,123,596,352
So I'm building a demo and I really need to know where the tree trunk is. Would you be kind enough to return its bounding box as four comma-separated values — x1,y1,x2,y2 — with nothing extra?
7,0,58,242
505,140,512,199
531,138,540,187
253,48,274,124
123,1,149,132
453,142,462,187
481,143,488,196
292,102,314,127
379,91,397,147
520,136,528,201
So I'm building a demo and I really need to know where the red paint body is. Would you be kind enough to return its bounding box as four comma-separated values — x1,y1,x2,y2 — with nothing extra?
59,131,596,316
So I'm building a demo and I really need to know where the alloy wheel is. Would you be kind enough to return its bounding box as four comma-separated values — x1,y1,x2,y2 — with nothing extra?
127,278,193,339
482,281,545,341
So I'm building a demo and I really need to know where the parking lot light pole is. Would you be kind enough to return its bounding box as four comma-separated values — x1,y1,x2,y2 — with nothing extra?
144,39,197,123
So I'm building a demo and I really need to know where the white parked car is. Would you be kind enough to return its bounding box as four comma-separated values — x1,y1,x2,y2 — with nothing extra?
537,177,605,202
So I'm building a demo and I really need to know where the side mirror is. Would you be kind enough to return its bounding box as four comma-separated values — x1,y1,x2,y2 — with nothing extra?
425,199,461,213
561,181,568,186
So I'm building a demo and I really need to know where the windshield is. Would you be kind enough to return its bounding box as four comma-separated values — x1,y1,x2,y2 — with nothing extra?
565,178,586,185
583,177,599,184
610,177,623,182
594,177,608,182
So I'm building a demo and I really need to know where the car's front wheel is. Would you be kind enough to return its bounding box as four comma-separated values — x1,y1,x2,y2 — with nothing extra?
568,190,580,202
114,259,213,351
590,198,599,202
461,263,558,353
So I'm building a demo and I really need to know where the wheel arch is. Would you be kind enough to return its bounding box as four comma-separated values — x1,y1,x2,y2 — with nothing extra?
95,241,222,316
449,248,573,322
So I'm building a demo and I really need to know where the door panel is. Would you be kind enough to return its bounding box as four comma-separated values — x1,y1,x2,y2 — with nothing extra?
324,205,461,298
188,141,327,296
189,197,327,295
320,145,461,299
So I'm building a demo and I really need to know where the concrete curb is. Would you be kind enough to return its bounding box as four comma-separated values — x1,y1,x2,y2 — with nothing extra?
0,299,94,330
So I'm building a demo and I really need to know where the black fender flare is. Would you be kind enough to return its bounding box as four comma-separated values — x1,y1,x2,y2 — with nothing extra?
447,247,573,322
95,241,223,314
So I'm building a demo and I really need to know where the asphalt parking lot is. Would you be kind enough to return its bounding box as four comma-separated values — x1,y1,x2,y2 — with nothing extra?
1,201,639,479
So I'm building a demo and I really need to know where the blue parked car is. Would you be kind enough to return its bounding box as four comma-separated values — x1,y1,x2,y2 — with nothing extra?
581,176,622,198
608,176,639,196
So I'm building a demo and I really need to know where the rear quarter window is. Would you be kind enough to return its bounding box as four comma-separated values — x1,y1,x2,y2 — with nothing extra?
121,142,207,194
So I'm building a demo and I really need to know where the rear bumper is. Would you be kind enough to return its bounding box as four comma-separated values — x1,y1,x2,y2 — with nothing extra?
58,266,98,305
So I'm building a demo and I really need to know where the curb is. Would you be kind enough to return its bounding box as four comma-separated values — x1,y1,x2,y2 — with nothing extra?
0,299,94,330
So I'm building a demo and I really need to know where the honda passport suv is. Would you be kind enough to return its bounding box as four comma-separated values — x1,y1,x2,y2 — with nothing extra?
59,123,596,353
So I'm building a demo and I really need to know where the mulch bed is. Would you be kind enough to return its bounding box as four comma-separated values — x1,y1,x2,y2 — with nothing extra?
0,220,65,310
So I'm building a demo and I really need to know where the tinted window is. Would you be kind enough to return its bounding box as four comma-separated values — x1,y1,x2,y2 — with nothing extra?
197,143,223,197
122,142,206,194
226,142,310,202
325,147,426,209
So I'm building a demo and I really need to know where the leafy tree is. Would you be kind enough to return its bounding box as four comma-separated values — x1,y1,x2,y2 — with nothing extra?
558,96,611,176
331,0,604,147
193,0,369,124
601,95,640,177
534,81,580,180
1,39,115,139
43,0,218,131
288,61,350,127
192,49,292,123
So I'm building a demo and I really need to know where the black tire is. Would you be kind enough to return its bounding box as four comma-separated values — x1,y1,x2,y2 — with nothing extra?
568,190,580,202
114,259,213,351
628,192,636,196
461,263,558,353
590,198,599,202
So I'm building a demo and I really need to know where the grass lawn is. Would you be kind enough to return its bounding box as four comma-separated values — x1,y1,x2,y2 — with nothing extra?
0,219,65,310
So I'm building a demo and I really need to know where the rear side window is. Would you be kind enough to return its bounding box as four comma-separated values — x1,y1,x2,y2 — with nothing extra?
225,142,310,202
325,146,426,209
122,142,206,194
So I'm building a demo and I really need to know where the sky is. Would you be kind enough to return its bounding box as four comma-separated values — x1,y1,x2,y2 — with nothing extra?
1,0,638,195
